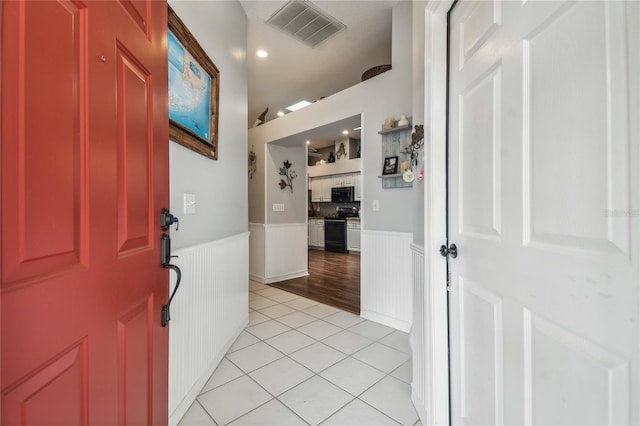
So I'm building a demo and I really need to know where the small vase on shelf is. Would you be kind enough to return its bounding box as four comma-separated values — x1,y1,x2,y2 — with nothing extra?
327,152,335,163
397,115,409,127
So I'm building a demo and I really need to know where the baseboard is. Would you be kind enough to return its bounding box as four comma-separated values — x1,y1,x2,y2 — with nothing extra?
169,318,248,426
249,273,266,283
265,270,309,284
411,387,428,424
361,309,411,332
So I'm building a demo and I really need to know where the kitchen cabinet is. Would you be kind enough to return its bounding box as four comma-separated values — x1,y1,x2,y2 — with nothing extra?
309,218,325,248
354,173,362,201
311,177,332,202
347,219,360,252
311,172,361,202
333,173,354,187
310,179,322,202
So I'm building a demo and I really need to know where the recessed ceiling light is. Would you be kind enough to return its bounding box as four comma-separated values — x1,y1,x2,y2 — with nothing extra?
306,140,310,144
256,49,268,58
285,100,312,112
342,130,349,135
277,111,285,117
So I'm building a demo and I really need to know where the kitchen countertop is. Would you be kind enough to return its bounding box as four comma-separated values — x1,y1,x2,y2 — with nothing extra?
309,216,360,221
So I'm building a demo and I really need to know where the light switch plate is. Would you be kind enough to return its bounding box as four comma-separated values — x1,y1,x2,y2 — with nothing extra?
372,199,380,211
184,193,196,214
272,203,285,212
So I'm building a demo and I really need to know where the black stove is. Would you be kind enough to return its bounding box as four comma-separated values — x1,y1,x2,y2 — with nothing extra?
324,207,359,253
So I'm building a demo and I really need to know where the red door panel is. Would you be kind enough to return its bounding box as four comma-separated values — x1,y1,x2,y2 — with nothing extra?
117,0,150,36
2,1,169,425
116,48,153,254
1,0,89,287
117,297,154,426
3,341,88,426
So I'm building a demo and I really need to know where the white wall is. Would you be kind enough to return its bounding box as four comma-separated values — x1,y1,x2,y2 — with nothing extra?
247,0,415,331
412,0,428,247
165,1,249,424
249,0,414,233
266,144,307,224
168,0,248,250
168,234,249,426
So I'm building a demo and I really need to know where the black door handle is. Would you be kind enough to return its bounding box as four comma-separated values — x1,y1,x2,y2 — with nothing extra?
440,243,457,259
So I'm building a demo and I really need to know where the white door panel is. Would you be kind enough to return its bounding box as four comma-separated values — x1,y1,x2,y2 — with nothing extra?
448,1,639,425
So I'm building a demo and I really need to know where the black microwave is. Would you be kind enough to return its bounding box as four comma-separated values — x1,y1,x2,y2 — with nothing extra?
331,187,354,203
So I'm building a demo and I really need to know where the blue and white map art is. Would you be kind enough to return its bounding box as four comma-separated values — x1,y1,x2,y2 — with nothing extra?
168,30,212,141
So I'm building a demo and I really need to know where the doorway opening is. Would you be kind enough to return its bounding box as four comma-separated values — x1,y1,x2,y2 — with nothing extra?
268,114,362,314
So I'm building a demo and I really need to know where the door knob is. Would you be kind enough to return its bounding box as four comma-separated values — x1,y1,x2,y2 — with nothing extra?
440,243,457,259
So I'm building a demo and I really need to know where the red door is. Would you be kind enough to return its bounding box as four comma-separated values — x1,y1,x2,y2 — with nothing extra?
1,1,169,425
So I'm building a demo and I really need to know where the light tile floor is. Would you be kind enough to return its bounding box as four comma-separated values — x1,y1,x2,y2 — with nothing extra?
179,281,422,426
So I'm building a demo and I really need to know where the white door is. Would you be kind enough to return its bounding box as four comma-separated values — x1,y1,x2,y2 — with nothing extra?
447,1,639,424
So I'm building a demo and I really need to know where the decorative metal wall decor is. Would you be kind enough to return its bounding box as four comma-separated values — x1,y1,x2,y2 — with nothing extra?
248,146,257,179
278,160,297,192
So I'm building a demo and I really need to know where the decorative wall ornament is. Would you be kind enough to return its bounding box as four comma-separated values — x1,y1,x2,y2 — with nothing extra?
278,160,297,193
407,124,425,181
408,124,424,153
336,141,347,159
248,146,257,179
407,124,425,168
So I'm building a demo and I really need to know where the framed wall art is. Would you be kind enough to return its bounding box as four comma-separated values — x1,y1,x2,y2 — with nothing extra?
382,156,398,175
168,6,220,160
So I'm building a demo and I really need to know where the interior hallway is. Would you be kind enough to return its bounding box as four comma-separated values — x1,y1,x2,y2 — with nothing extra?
178,281,419,426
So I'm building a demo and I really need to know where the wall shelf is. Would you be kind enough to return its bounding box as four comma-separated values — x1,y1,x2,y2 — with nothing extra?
378,121,412,188
378,124,412,135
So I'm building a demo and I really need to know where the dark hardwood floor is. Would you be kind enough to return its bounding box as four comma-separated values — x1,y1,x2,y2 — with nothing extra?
268,249,361,314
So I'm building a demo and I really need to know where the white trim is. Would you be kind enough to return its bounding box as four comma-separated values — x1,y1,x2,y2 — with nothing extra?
174,231,250,254
264,222,308,228
264,222,308,283
422,1,454,425
169,319,247,426
361,230,413,332
249,273,266,283
264,271,309,284
361,310,411,332
410,242,425,256
364,229,415,239
249,223,266,283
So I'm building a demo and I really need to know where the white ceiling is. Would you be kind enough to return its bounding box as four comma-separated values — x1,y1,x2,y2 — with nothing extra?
270,114,361,150
240,0,395,140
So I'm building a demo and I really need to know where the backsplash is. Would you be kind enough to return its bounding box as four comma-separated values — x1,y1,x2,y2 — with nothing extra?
311,201,360,217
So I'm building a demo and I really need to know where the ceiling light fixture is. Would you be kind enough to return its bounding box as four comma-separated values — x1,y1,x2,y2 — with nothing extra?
342,130,349,135
256,49,268,58
306,140,310,144
277,111,285,117
285,100,312,112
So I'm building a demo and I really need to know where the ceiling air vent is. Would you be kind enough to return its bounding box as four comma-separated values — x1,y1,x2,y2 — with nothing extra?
266,0,346,48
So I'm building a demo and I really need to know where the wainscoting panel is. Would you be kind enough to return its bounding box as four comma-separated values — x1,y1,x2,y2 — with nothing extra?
264,223,308,283
168,232,249,426
361,230,413,331
249,223,266,282
410,243,428,420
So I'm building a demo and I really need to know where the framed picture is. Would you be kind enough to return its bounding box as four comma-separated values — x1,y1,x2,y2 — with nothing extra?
168,6,220,160
382,156,398,175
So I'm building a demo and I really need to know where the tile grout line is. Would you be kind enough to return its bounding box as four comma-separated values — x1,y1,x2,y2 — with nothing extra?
194,289,414,426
